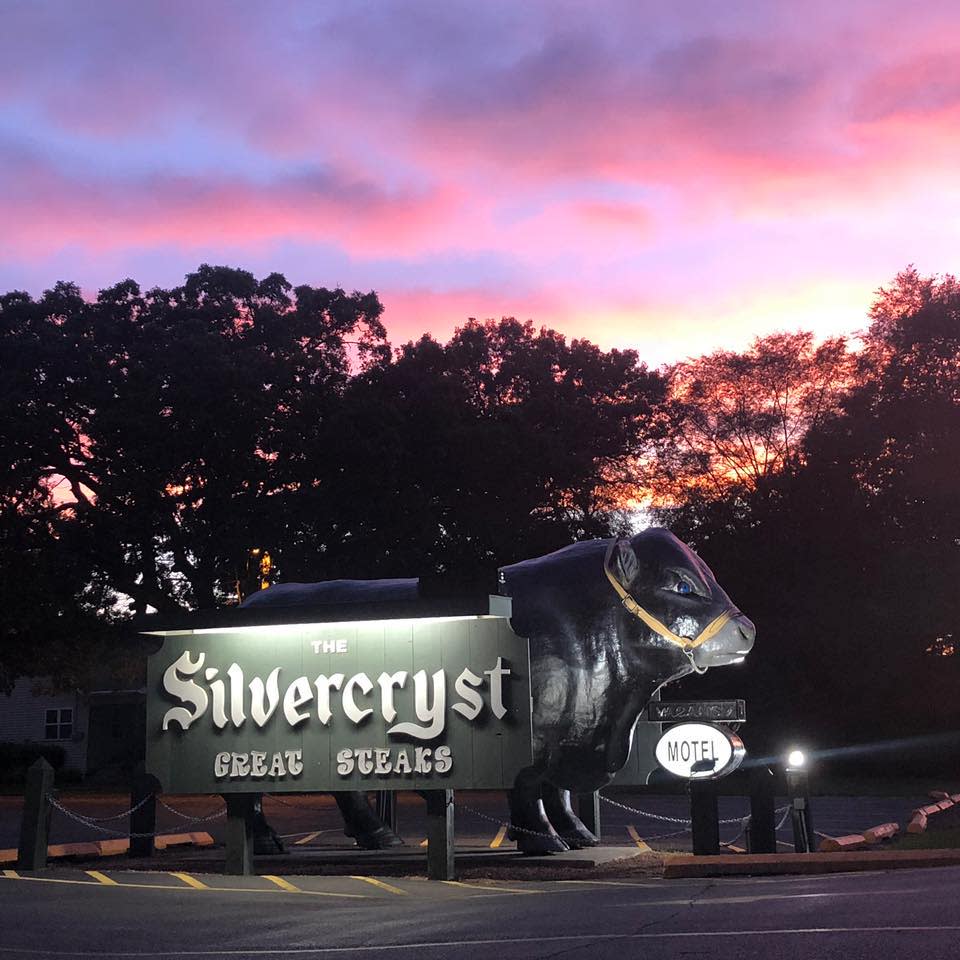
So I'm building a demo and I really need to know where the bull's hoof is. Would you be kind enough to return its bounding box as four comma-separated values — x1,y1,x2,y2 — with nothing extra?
508,826,570,855
354,827,405,850
254,835,286,855
559,830,600,849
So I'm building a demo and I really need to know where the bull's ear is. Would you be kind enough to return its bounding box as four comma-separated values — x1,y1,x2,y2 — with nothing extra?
613,539,640,588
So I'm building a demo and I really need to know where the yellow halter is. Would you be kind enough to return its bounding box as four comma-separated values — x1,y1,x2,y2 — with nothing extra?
603,540,734,653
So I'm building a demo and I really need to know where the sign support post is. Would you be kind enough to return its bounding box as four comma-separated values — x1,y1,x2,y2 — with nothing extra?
424,790,455,881
690,779,720,855
747,765,776,853
224,794,256,876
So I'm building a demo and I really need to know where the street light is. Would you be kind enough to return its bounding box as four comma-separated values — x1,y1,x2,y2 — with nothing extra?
786,748,806,771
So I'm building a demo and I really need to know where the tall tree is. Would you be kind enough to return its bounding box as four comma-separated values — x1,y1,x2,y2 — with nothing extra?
649,331,853,509
278,318,665,579
0,266,387,631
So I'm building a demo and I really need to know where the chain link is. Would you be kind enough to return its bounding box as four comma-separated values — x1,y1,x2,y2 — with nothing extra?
598,794,694,825
45,791,158,824
156,797,226,823
453,800,563,841
45,794,223,840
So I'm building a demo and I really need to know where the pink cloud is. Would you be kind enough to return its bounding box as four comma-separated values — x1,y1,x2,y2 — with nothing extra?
0,149,463,259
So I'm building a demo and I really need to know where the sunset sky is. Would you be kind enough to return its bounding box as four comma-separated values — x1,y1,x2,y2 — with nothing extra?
2,0,958,366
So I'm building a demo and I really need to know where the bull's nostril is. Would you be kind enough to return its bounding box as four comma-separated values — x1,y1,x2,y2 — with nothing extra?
737,616,756,646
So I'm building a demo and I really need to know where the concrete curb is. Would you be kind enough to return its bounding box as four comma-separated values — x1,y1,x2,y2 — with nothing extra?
0,832,214,865
663,849,960,878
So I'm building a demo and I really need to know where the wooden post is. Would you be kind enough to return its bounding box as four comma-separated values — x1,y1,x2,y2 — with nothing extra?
747,766,776,853
18,758,54,870
128,766,158,858
424,789,455,881
224,794,256,876
690,779,720,856
576,791,601,840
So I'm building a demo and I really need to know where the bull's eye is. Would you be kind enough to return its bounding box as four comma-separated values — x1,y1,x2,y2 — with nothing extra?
665,569,708,598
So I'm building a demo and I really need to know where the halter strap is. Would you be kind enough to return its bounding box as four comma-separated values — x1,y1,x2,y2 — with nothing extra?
603,539,735,652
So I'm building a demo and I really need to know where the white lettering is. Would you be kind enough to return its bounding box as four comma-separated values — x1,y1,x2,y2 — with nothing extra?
249,667,281,726
343,673,374,724
283,676,313,726
314,674,345,724
285,749,303,776
311,638,348,654
214,750,300,780
374,747,392,774
227,663,246,727
207,669,228,729
356,748,374,775
336,748,355,775
394,748,411,774
414,746,432,773
452,668,484,721
434,745,453,774
388,669,445,739
377,671,408,723
214,751,230,777
485,658,510,720
161,651,209,731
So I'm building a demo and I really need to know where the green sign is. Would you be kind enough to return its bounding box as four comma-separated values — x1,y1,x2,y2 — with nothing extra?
145,616,532,794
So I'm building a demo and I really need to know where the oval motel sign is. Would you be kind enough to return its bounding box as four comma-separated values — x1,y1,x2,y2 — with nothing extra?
654,721,745,780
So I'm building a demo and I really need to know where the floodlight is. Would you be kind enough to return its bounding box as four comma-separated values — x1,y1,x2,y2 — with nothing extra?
786,748,806,770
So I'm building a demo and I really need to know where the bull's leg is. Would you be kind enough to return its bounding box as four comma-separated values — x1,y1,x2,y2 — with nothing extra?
333,791,404,849
252,794,286,854
540,786,599,849
507,769,569,854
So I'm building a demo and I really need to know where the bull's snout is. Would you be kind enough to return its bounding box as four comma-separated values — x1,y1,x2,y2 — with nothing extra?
692,612,755,668
735,614,756,650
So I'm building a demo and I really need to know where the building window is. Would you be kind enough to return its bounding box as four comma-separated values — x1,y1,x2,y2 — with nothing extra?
44,708,73,740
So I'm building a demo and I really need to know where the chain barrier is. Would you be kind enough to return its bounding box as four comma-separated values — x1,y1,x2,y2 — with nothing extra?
45,794,226,840
453,800,562,841
156,797,227,823
45,791,158,824
599,794,695,825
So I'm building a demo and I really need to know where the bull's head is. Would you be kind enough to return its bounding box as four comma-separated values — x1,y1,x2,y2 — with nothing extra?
607,528,755,675
503,528,755,793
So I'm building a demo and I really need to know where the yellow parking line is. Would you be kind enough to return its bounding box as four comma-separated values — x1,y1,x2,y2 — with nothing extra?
293,831,320,846
351,875,407,896
627,825,652,852
489,825,508,849
170,871,209,890
263,875,301,893
86,870,118,886
0,872,364,897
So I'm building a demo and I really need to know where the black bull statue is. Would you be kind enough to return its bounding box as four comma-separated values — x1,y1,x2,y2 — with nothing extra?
241,529,754,853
